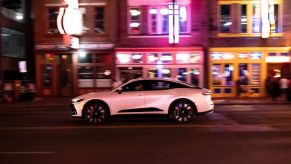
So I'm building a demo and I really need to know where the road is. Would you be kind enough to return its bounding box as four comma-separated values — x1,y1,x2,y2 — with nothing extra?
0,104,291,164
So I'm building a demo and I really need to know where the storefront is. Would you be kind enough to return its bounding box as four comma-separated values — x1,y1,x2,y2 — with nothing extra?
209,47,290,98
115,47,205,87
35,44,115,97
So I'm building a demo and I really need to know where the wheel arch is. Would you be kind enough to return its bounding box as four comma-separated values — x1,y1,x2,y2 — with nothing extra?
82,99,111,118
168,98,198,115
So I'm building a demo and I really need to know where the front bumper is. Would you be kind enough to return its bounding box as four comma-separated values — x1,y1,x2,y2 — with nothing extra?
71,104,77,116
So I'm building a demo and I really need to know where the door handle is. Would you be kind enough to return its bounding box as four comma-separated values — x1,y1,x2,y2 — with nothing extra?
136,94,143,96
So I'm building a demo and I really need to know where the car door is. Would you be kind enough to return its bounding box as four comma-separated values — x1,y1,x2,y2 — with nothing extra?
110,81,145,114
144,80,175,113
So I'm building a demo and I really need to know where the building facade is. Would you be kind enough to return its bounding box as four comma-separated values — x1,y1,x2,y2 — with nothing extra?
34,0,117,96
33,0,291,98
0,0,33,84
208,0,291,97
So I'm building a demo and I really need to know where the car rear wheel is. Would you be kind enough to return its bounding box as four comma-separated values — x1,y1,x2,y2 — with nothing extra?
170,100,195,123
84,101,108,124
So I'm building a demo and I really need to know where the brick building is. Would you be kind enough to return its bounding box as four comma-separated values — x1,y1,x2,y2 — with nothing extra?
32,0,291,97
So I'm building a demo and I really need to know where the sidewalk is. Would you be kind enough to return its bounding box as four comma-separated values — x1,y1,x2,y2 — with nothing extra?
0,96,290,109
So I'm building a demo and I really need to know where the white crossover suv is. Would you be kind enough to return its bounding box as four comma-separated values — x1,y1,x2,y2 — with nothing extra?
71,78,214,124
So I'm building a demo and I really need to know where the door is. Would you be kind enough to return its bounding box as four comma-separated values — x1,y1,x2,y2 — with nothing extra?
110,81,145,114
144,80,174,112
57,54,72,97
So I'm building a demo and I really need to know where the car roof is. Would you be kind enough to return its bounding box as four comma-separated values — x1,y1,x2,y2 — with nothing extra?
126,78,194,87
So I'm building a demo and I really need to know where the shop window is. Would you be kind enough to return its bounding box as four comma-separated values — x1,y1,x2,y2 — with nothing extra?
96,54,112,63
250,52,262,59
190,69,200,86
214,88,221,94
212,64,233,86
47,8,59,34
250,64,261,85
95,7,105,33
239,64,249,78
41,64,53,87
129,8,141,34
177,68,187,82
146,53,158,64
224,88,232,93
176,52,202,63
117,54,131,64
78,66,93,88
132,53,143,64
160,53,173,64
78,53,93,63
96,67,112,88
219,5,231,33
120,67,143,82
224,64,234,86
240,4,247,33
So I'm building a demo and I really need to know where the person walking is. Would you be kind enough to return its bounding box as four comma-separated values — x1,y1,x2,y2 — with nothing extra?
270,77,281,101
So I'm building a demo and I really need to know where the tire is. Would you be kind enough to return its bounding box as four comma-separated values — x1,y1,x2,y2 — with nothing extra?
170,100,195,123
84,101,109,124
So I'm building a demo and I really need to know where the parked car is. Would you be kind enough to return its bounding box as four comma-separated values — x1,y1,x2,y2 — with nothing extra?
71,78,214,124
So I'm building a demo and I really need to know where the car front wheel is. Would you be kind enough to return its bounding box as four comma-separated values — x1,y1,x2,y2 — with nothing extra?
170,101,195,123
84,101,109,124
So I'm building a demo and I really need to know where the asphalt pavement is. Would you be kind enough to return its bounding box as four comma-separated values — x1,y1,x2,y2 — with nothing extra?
0,96,290,109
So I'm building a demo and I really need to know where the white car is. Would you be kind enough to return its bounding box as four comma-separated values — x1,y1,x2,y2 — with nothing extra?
71,78,214,124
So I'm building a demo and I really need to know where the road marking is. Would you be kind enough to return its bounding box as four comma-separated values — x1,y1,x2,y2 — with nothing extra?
0,152,55,155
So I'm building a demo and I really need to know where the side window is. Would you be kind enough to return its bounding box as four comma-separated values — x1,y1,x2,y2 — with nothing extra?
122,81,144,91
147,81,170,90
169,82,189,88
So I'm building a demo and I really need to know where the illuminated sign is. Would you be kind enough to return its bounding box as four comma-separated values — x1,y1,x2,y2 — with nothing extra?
57,0,83,35
261,0,275,38
265,56,290,63
169,1,179,44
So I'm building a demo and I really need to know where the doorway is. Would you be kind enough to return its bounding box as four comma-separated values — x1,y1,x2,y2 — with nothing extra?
57,54,72,96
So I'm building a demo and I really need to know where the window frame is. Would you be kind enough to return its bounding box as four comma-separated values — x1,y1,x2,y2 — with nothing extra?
217,0,283,37
147,5,191,35
128,7,142,34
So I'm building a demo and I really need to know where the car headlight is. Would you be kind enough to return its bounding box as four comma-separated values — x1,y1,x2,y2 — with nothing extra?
72,98,84,103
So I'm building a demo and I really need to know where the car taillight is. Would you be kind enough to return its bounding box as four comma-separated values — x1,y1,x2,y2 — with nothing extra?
202,89,212,95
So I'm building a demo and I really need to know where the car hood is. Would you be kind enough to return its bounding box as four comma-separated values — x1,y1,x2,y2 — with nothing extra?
73,91,112,100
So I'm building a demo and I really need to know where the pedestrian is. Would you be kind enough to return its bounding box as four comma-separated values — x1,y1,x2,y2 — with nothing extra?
265,75,272,96
269,77,281,101
279,77,289,99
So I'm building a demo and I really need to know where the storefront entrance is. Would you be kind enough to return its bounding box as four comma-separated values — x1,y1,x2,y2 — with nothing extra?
56,55,72,96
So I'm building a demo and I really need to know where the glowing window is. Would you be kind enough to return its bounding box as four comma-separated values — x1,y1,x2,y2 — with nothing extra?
220,5,231,33
129,8,141,34
95,7,105,33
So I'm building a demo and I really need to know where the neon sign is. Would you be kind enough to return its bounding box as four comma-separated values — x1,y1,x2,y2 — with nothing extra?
57,0,83,35
169,0,179,44
261,0,275,38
